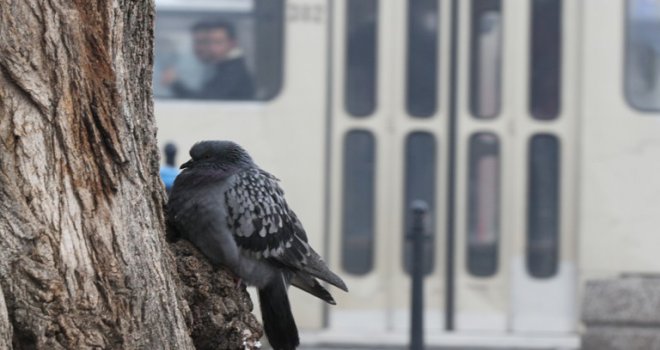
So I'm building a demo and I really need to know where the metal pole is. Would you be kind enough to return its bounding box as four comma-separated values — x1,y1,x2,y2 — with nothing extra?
409,200,429,350
445,0,460,331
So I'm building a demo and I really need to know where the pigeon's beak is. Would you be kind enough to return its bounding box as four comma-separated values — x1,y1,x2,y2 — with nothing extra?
180,159,194,169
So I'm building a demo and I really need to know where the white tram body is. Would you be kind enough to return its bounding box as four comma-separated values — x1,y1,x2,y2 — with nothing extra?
153,0,660,345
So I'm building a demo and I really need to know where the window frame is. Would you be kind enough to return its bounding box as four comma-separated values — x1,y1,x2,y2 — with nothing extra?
526,133,561,279
344,0,379,117
152,0,286,103
466,132,501,278
341,129,377,275
402,131,438,275
528,0,562,120
624,0,660,113
405,0,440,118
469,0,503,119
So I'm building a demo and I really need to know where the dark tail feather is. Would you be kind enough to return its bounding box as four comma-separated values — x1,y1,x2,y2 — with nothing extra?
304,250,349,292
258,277,299,350
291,272,336,305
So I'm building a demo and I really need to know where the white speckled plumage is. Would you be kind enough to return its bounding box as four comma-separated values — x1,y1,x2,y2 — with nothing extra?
166,141,347,350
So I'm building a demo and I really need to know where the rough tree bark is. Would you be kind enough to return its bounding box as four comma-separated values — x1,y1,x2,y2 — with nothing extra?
0,288,11,349
0,1,261,349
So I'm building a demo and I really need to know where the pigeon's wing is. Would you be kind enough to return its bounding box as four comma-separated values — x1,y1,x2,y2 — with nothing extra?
224,168,307,261
224,168,347,291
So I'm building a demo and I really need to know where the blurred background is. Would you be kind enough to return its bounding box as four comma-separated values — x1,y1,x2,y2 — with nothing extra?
153,0,660,349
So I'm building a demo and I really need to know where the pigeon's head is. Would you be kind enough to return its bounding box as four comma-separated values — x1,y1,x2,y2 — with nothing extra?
180,140,253,170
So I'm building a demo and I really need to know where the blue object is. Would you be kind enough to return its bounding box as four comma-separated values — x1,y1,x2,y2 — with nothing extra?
160,165,179,190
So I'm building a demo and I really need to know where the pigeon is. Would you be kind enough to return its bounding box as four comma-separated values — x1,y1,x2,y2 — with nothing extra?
166,140,348,350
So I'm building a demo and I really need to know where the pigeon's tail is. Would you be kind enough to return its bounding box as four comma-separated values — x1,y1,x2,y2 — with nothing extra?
304,249,349,293
291,272,336,305
259,276,299,350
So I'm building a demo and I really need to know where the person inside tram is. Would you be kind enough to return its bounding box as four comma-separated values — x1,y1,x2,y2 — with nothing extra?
161,20,255,100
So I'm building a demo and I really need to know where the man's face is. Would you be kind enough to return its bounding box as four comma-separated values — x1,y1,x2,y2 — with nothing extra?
192,30,213,63
206,28,235,63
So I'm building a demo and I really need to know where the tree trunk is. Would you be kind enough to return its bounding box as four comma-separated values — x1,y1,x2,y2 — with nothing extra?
0,1,261,349
0,288,11,349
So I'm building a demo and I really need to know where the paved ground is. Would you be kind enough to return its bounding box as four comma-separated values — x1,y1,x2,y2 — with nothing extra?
258,330,581,350
296,342,577,349
300,347,560,350
293,333,579,350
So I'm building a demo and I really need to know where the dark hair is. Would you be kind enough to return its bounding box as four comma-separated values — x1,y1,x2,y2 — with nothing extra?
164,142,177,166
191,20,237,40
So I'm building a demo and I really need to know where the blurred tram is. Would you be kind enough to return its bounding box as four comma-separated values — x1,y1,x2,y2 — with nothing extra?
154,0,660,345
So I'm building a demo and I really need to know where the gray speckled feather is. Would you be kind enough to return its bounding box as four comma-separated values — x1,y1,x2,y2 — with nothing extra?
167,140,347,350
224,168,347,291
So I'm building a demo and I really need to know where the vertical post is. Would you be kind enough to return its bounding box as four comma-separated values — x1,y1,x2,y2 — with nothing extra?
409,200,429,350
445,0,460,331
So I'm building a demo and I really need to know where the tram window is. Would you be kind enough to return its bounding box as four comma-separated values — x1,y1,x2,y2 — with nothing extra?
345,0,378,117
342,131,376,275
153,1,284,101
406,0,439,118
625,0,660,111
469,0,502,119
527,134,560,279
403,132,437,275
529,0,562,120
467,133,500,277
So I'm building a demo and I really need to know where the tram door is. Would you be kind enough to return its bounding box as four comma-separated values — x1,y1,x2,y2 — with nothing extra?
454,0,579,333
328,0,578,334
327,0,451,332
